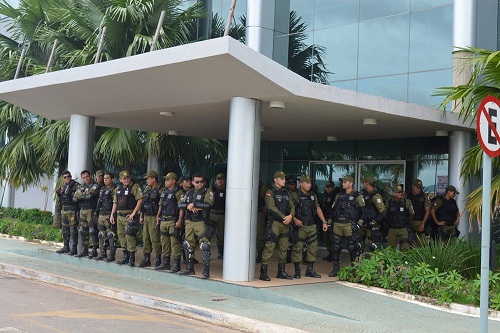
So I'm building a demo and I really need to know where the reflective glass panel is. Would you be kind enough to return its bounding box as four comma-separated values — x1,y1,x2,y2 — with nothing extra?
357,139,406,160
408,69,452,107
329,80,357,91
414,160,449,196
358,15,410,77
358,74,408,102
411,0,452,11
360,0,410,20
314,0,360,29
311,141,356,160
359,162,405,197
290,0,315,33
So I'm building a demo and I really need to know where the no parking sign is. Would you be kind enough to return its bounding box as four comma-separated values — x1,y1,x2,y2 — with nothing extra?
476,95,500,157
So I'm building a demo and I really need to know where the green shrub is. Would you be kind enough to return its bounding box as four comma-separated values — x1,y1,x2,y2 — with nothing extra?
0,218,61,242
1,208,53,225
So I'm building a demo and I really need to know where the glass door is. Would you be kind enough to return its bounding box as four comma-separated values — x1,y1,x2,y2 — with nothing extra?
358,161,406,199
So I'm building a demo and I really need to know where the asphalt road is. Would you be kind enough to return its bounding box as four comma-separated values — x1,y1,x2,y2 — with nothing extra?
0,272,241,333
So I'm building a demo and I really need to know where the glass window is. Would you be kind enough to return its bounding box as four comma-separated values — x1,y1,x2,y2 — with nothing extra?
408,69,452,107
360,0,410,20
290,0,315,33
314,24,358,81
411,0,452,11
314,0,359,29
358,15,410,77
407,137,448,159
329,80,357,91
358,74,408,102
269,142,311,161
357,139,406,160
412,159,449,196
311,141,356,160
409,6,453,72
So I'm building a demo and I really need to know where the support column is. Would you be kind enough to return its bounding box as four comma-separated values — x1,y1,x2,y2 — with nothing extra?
147,154,161,175
449,131,473,238
246,0,277,59
67,115,94,177
223,97,261,281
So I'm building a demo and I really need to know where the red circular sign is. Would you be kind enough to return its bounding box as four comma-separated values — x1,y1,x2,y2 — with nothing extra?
476,95,500,157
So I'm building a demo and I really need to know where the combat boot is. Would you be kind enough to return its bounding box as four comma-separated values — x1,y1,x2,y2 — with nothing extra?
217,246,223,259
74,245,89,258
169,257,181,273
329,262,340,277
128,251,136,267
276,263,293,280
259,264,271,281
88,245,98,259
94,246,107,261
293,262,301,279
255,248,263,263
56,242,70,254
305,262,321,278
117,250,129,265
105,246,116,262
154,253,161,268
138,253,151,268
68,226,78,256
154,256,171,271
201,264,210,279
178,259,195,275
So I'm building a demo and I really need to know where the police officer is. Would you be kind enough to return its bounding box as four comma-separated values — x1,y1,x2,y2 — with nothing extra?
430,185,461,241
94,170,104,187
90,170,105,258
156,172,184,272
94,172,117,261
290,175,327,279
285,177,297,263
328,175,365,277
361,176,386,252
405,179,431,247
321,181,339,262
386,185,415,251
55,171,80,255
73,170,100,258
259,171,295,281
138,170,162,268
255,179,269,263
178,173,214,279
178,175,194,265
210,173,226,259
110,170,143,266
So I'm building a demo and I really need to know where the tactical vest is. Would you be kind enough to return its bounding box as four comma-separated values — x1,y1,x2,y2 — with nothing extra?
363,189,379,221
185,187,209,222
387,200,410,228
334,190,360,222
296,190,316,225
211,185,226,212
160,186,180,219
116,184,137,211
98,184,116,214
268,186,291,222
436,197,459,226
60,180,79,210
321,191,336,218
141,185,161,216
406,191,426,221
79,182,99,210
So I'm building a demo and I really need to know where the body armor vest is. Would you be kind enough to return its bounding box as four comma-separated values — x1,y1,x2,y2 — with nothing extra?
321,191,336,218
141,185,161,216
362,190,379,221
406,191,426,221
116,184,137,211
160,186,180,219
387,200,410,228
436,197,459,226
185,187,209,222
296,190,316,225
60,180,79,210
334,190,360,222
98,184,116,214
79,182,99,210
269,187,291,222
211,185,226,212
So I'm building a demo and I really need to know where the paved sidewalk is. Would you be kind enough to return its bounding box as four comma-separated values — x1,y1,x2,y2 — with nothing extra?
0,236,499,333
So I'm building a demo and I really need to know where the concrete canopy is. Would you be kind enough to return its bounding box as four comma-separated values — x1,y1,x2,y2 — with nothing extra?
0,36,472,141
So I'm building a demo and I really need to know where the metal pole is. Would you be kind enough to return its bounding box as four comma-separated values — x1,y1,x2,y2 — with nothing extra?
480,151,491,333
45,39,58,73
14,47,26,79
224,0,238,36
94,26,107,64
151,10,166,52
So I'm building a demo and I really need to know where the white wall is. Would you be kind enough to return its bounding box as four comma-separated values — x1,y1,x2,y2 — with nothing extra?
12,176,55,211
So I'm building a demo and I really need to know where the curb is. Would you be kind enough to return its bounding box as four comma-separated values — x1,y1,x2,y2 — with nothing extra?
0,262,307,333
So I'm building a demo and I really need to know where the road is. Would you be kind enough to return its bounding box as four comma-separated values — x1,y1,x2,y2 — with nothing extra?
0,272,241,333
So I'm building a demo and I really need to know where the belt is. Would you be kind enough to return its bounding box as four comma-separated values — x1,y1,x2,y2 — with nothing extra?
161,217,177,222
117,212,129,217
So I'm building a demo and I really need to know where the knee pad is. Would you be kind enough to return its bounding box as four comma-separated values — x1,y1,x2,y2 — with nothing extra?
79,226,89,237
107,231,115,239
183,240,191,252
98,231,105,240
200,242,211,252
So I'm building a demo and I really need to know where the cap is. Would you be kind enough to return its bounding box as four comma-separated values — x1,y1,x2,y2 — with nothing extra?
445,185,460,194
299,175,311,183
363,176,376,186
274,170,286,179
119,170,131,178
325,181,334,188
340,176,355,183
286,177,296,184
412,179,423,188
180,175,192,182
393,184,404,193
144,170,158,179
163,172,178,180
95,170,104,177
216,173,226,180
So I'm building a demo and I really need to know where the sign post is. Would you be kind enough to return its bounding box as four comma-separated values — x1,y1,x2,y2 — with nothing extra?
476,95,500,333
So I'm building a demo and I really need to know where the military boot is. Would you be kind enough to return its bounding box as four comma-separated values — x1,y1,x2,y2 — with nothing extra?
329,262,340,277
88,245,98,259
293,262,301,279
68,226,78,256
305,262,321,278
217,246,223,259
154,253,162,268
169,257,181,273
74,245,89,258
56,242,70,254
201,264,210,279
138,253,151,268
259,264,271,281
177,259,195,275
154,256,170,271
128,251,136,267
276,263,293,280
117,250,129,265
94,245,107,261
58,227,70,254
106,237,116,262
255,248,263,263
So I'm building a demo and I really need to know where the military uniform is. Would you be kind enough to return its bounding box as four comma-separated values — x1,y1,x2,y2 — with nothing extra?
386,185,415,251
56,178,80,255
73,180,100,257
431,191,460,241
405,179,431,247
321,181,339,261
95,182,117,261
178,182,214,279
361,177,386,252
255,181,269,263
210,173,226,259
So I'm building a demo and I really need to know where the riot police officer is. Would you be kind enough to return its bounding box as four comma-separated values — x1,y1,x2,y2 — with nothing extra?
55,171,80,255
321,181,339,261
255,180,269,263
405,179,431,247
361,176,386,252
210,173,226,259
94,172,117,261
110,170,143,266
89,170,105,258
386,185,415,251
328,176,365,277
430,185,460,241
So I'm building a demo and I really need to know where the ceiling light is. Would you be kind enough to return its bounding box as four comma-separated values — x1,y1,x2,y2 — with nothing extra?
160,112,174,117
168,130,178,136
327,136,338,141
436,131,448,137
270,101,286,109
363,118,377,125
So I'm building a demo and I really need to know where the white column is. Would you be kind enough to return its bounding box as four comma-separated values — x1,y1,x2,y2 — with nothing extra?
449,131,473,238
246,0,276,58
147,154,161,175
67,115,94,178
1,134,15,208
223,97,261,281
453,0,476,50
